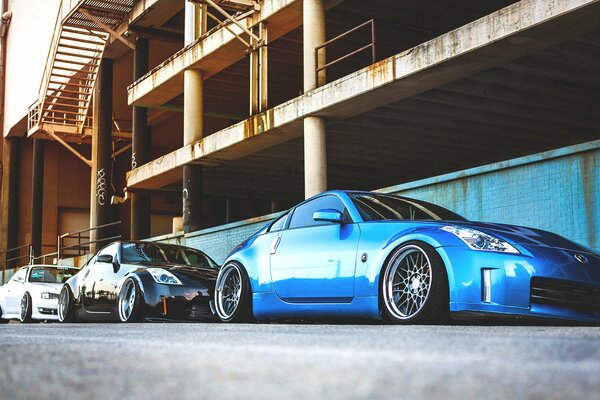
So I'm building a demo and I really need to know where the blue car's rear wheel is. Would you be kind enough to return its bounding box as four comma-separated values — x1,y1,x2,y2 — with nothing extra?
381,241,449,324
215,262,253,323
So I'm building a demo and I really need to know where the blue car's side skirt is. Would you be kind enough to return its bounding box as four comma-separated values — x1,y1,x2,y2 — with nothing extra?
252,292,381,321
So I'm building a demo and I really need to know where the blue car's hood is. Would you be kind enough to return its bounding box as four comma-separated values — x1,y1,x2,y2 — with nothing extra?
455,220,597,255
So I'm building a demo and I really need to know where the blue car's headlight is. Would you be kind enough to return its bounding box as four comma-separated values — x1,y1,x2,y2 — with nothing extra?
146,268,182,285
441,226,520,254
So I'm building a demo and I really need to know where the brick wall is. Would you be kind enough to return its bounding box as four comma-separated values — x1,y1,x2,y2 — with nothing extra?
151,140,599,265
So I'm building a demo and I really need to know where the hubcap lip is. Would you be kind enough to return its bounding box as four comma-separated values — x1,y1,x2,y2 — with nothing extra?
58,287,68,321
20,295,28,321
383,245,433,320
119,280,136,321
215,264,243,320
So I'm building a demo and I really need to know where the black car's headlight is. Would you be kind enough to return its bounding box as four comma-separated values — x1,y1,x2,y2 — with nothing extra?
147,268,182,285
442,226,520,254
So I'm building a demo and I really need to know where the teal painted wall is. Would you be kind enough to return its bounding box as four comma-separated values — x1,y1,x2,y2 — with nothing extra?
379,140,599,252
155,140,599,264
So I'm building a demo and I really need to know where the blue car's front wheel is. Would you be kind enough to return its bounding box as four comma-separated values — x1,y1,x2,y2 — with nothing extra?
215,262,253,323
381,241,449,324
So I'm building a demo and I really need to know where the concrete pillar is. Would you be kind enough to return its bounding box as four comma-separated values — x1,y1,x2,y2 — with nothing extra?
0,137,20,268
182,2,206,233
30,139,44,259
303,0,327,198
91,59,113,251
130,37,151,240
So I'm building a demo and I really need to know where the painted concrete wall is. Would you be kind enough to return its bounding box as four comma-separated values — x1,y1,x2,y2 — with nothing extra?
3,0,61,135
378,140,599,251
151,140,599,265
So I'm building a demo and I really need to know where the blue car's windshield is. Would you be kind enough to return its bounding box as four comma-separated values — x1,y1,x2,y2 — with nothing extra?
349,193,465,222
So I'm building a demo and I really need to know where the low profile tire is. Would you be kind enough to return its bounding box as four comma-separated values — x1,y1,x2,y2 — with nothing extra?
0,304,8,324
381,241,449,324
215,262,253,323
19,293,33,323
118,278,144,323
58,285,76,323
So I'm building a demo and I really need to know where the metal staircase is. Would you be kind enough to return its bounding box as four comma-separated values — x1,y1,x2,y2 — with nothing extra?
28,0,138,149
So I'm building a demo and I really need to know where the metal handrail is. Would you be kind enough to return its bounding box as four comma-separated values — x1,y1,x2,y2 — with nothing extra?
0,243,57,270
59,220,122,258
1,220,122,270
315,19,376,87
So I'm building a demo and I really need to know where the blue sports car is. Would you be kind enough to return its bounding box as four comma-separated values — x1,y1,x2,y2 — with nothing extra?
213,191,600,324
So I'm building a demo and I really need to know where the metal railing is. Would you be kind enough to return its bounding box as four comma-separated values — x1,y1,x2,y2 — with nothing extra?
315,19,376,87
59,221,121,258
0,221,122,270
0,244,58,270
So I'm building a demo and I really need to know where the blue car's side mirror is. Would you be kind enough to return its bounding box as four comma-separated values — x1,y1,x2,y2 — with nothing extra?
313,209,344,224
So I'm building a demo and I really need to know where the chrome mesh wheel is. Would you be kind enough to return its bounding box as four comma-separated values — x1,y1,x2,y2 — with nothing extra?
215,264,243,320
383,245,433,320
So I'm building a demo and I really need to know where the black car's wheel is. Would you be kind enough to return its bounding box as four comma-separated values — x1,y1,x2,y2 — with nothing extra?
215,262,253,323
58,285,76,323
381,241,449,324
19,293,33,323
118,278,144,322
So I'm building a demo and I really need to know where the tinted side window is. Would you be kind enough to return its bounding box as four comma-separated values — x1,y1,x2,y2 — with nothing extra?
288,195,346,229
268,212,289,233
10,269,27,284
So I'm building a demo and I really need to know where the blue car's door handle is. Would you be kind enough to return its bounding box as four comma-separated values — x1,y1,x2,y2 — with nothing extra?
270,235,281,254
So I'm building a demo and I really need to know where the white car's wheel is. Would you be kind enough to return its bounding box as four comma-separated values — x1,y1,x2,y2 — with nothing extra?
0,304,8,324
19,293,33,323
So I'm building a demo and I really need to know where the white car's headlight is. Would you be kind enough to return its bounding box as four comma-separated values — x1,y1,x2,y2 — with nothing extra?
41,292,59,299
442,226,520,254
147,268,182,285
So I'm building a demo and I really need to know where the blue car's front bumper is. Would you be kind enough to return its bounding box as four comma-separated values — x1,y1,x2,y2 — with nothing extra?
438,245,600,323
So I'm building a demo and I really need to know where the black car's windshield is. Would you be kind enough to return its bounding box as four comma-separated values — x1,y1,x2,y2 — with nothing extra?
349,193,466,222
121,242,218,269
29,266,79,284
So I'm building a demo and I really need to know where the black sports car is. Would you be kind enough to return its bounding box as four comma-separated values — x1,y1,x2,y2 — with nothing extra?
58,241,219,322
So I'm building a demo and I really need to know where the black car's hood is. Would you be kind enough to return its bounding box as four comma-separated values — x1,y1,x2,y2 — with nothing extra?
125,261,219,280
455,220,597,255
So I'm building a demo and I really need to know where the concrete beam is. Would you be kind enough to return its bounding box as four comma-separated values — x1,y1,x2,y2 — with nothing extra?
127,0,600,190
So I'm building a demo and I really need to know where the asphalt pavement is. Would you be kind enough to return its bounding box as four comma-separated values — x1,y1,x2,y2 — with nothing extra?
1,322,599,400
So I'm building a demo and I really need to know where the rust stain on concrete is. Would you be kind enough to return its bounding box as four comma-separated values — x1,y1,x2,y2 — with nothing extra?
243,109,275,139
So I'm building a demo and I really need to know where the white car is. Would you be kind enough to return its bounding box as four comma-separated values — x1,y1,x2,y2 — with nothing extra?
0,265,79,322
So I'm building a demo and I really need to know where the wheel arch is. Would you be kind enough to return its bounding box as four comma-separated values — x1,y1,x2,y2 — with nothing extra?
375,234,455,313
